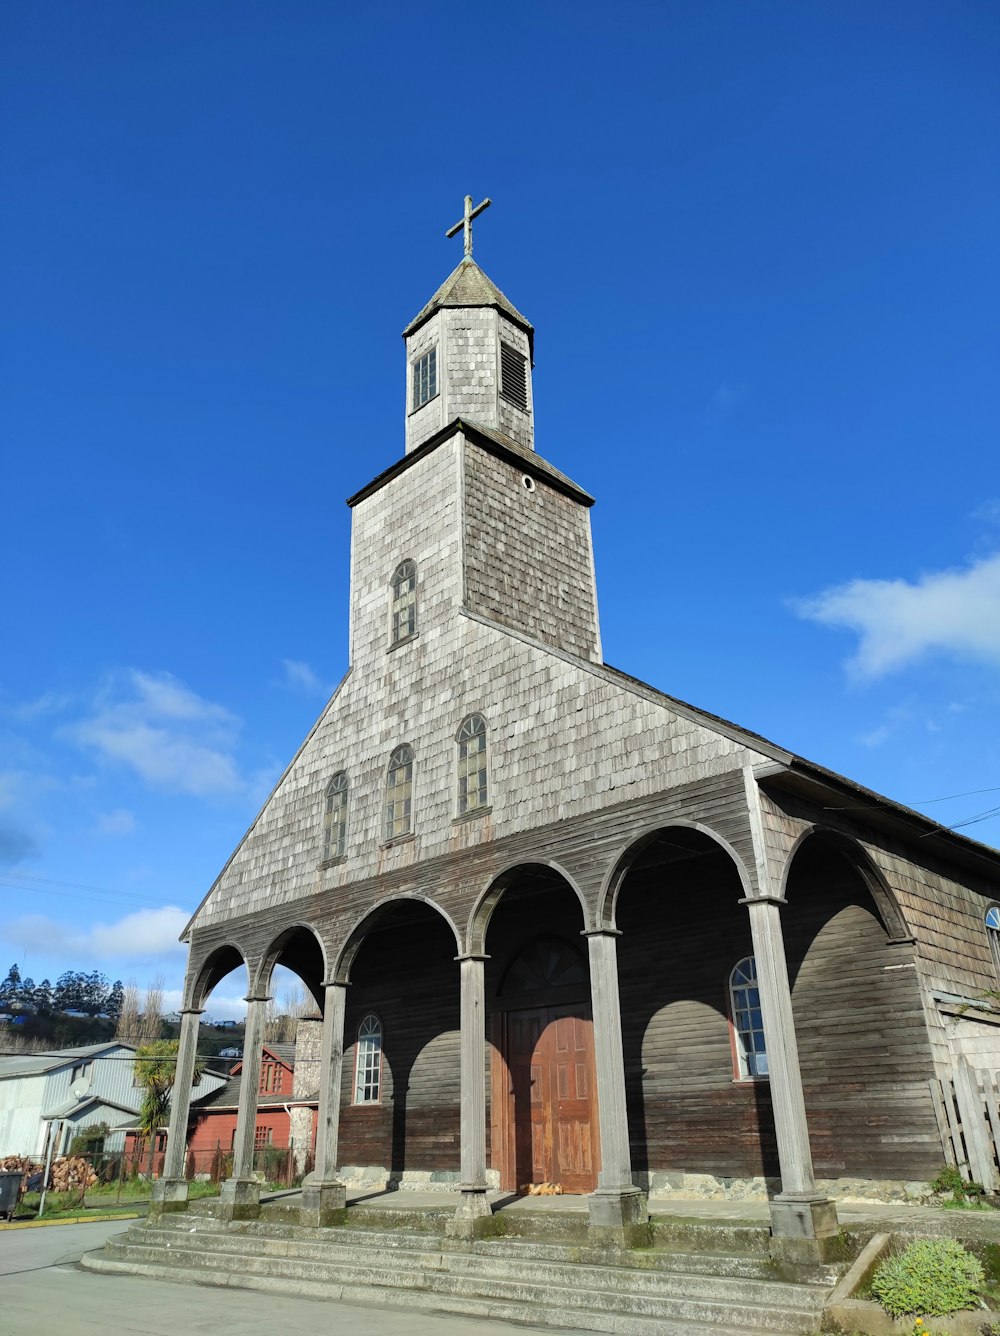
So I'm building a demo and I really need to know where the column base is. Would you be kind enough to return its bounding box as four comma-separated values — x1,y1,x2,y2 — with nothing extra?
587,1186,650,1249
299,1177,347,1227
150,1178,189,1214
446,1188,495,1239
218,1177,262,1221
768,1193,841,1264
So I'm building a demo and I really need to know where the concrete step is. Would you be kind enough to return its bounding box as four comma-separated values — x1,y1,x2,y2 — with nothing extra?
110,1225,826,1309
98,1236,824,1332
82,1252,816,1336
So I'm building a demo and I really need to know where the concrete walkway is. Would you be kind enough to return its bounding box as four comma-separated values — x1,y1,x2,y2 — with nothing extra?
0,1218,593,1336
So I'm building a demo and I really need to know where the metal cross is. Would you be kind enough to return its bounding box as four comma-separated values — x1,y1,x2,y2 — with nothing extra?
446,194,491,258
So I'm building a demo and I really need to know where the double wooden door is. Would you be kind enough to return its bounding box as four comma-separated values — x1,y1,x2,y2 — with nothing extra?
491,1005,600,1193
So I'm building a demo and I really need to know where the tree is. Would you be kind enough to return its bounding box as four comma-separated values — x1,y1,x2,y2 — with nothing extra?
106,980,125,1022
133,1037,203,1180
32,979,53,1015
0,964,22,1010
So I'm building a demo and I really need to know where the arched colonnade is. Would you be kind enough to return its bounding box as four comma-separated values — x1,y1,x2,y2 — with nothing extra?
155,817,913,1242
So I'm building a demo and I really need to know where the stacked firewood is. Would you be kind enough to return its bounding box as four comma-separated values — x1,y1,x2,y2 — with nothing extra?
48,1156,98,1192
0,1155,41,1191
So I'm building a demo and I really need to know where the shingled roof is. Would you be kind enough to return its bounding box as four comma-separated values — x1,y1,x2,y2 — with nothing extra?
403,257,534,356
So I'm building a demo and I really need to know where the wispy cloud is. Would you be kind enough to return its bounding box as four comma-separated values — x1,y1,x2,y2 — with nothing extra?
0,816,38,868
278,659,331,696
5,905,190,963
95,808,136,837
795,552,1000,680
973,499,1000,525
69,670,244,797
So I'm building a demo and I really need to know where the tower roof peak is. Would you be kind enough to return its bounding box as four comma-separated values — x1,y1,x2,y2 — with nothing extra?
402,256,534,355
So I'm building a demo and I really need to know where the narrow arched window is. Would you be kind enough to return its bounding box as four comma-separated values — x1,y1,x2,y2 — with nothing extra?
986,906,1000,980
353,1014,382,1103
322,771,348,862
385,744,414,841
390,560,417,644
729,956,768,1079
457,714,488,815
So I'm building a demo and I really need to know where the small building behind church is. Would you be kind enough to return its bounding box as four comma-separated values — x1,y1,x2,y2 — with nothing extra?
152,214,1000,1248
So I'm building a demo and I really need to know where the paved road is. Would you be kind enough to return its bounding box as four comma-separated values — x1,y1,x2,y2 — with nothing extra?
0,1220,585,1335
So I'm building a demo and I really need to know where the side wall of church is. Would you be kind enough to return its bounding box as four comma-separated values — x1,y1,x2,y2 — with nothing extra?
616,844,941,1184
404,311,445,451
462,440,600,662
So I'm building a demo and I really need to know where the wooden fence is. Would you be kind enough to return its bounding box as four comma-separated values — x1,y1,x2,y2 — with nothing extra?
931,1057,1000,1191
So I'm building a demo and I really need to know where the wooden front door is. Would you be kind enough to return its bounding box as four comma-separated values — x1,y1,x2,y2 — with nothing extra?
492,1005,600,1193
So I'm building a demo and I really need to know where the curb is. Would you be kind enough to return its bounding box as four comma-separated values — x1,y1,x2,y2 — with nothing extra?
0,1212,141,1231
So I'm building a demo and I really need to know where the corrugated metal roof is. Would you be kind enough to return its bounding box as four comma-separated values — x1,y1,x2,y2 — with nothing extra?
0,1042,135,1080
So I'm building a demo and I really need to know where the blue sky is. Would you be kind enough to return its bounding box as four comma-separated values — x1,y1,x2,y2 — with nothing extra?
2,2,998,1018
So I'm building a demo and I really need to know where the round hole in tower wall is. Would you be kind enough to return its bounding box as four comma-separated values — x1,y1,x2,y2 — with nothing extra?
522,475,536,492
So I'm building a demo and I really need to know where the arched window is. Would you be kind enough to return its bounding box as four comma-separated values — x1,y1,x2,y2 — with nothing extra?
457,713,488,815
322,771,349,862
385,744,414,841
729,956,768,1079
390,560,417,644
353,1014,382,1104
986,906,1000,979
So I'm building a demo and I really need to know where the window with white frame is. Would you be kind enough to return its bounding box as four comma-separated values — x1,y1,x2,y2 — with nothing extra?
412,347,437,410
390,560,417,644
457,714,488,814
322,771,349,861
385,744,414,841
354,1014,382,1103
729,956,768,1079
986,906,1000,979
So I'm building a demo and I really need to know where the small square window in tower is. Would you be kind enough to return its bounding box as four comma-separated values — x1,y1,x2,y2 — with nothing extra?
412,347,437,410
499,341,528,412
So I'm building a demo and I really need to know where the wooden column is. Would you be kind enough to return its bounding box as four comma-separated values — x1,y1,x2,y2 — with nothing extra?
300,980,348,1225
150,1006,202,1212
742,895,838,1245
219,993,267,1219
584,929,647,1239
448,953,492,1237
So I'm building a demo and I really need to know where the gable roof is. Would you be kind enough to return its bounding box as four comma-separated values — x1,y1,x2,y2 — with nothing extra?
0,1042,135,1081
403,258,534,357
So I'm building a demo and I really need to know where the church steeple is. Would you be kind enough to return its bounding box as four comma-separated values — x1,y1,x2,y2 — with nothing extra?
402,198,535,455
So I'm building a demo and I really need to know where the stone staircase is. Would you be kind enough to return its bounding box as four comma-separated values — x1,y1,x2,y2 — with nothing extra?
81,1211,839,1335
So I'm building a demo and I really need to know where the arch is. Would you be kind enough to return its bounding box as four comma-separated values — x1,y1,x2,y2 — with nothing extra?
597,820,755,930
253,921,329,1009
777,825,910,941
467,859,591,956
332,893,463,984
186,942,250,1011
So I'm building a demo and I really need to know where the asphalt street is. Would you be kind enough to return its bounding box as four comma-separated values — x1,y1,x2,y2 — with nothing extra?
0,1219,585,1336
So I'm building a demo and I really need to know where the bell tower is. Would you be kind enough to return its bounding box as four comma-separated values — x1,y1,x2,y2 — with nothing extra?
402,196,534,455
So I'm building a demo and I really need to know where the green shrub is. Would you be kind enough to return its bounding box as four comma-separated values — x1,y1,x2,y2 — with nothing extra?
870,1238,984,1317
930,1164,987,1204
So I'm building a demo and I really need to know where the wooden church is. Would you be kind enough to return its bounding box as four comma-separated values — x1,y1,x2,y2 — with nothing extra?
154,200,1000,1248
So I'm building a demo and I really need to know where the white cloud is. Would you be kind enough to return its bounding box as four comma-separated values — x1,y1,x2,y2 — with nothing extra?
95,808,136,837
279,659,330,696
795,552,1000,680
5,905,190,962
69,669,244,797
974,499,1000,525
9,691,73,722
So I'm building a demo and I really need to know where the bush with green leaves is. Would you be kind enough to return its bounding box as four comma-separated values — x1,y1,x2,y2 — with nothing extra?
870,1237,984,1318
930,1163,987,1204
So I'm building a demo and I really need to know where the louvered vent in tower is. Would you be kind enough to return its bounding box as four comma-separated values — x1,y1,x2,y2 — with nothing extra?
500,341,528,412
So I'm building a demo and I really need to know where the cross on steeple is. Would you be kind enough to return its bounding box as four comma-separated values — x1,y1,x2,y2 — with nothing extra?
446,194,491,259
